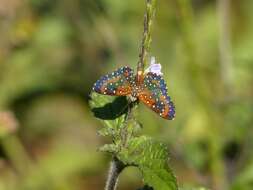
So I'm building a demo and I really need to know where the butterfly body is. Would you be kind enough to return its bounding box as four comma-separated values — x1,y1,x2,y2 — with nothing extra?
93,66,175,120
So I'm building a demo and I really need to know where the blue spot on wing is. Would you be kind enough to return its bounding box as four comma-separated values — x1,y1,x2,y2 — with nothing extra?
92,66,134,95
142,72,175,120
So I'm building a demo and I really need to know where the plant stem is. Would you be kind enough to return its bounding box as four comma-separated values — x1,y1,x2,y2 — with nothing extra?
105,1,157,189
1,135,32,175
137,0,156,73
105,156,125,190
217,0,233,93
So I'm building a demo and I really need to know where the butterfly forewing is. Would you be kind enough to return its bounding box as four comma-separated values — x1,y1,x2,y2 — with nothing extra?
93,66,134,96
138,72,175,120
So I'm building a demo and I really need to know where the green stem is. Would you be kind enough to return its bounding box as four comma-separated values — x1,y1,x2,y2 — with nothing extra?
217,0,234,93
105,1,157,189
138,0,156,72
104,157,126,190
1,135,32,175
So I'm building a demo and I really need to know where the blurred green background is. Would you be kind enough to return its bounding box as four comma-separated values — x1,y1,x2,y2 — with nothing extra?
0,0,252,190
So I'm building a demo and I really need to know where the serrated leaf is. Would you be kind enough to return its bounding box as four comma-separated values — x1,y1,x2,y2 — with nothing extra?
89,92,128,134
118,136,178,190
98,127,116,137
89,92,128,119
99,144,118,153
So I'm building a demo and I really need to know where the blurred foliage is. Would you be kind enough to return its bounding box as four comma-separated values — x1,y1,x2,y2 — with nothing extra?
0,0,252,190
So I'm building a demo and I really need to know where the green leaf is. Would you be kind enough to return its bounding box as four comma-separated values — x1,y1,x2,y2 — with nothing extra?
89,92,128,136
89,93,178,190
231,160,253,190
118,136,178,190
99,144,118,153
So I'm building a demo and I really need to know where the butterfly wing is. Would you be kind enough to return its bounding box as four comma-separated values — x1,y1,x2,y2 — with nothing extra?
93,66,134,96
138,72,175,120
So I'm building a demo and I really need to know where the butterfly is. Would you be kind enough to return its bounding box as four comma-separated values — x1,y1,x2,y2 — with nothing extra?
92,66,175,120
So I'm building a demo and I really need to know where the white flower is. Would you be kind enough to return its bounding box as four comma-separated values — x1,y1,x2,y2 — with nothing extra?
145,56,163,75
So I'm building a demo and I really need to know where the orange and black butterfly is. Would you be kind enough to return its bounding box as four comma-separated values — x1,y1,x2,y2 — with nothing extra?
92,66,175,120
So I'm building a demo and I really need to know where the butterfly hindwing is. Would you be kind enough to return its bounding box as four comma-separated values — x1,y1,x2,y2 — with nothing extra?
93,66,134,96
138,72,175,120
